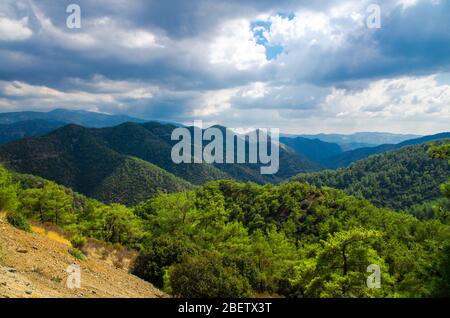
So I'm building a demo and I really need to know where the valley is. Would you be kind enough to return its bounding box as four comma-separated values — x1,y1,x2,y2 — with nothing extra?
0,109,449,298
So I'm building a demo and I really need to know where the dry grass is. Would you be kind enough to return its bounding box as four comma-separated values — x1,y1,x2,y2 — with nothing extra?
31,225,72,246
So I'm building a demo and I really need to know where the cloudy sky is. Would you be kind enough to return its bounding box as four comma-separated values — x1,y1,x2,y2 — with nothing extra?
0,0,449,134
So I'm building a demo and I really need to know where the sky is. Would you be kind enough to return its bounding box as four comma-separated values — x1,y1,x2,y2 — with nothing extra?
0,0,449,134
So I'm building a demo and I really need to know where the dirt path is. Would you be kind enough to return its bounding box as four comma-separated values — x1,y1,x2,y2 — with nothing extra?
0,216,164,298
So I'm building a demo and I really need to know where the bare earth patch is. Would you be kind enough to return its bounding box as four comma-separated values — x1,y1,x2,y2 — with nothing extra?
0,215,164,298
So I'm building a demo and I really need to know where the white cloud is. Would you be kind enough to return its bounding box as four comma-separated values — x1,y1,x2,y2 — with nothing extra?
397,0,419,8
241,82,268,99
30,4,96,49
120,30,160,49
263,2,368,51
26,3,164,60
209,19,268,71
323,75,450,118
0,79,156,111
313,75,450,133
193,88,238,116
0,17,32,41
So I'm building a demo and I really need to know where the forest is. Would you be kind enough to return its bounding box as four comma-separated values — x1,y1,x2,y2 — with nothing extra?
292,141,450,211
1,142,449,298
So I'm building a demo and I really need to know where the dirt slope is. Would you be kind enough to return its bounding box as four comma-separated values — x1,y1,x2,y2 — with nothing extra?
0,215,164,298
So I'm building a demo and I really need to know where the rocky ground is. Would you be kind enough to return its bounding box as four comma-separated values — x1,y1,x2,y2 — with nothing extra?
0,214,164,298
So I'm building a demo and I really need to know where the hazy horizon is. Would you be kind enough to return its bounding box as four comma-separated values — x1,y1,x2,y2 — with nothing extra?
0,107,438,137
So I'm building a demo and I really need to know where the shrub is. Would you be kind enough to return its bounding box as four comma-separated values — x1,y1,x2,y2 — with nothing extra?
70,235,87,249
69,248,86,261
132,234,195,288
7,212,31,232
0,166,19,212
169,252,252,298
51,276,62,284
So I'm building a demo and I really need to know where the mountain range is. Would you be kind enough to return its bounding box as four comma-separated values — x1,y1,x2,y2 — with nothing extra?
0,109,146,127
322,132,450,169
0,119,66,144
0,122,316,204
281,132,450,169
288,132,422,150
0,109,448,207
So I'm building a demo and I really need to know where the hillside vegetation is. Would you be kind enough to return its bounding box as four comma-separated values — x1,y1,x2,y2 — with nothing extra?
132,179,450,297
0,123,317,205
0,119,65,145
0,124,193,205
1,150,449,298
292,141,450,210
323,133,450,169
280,137,342,164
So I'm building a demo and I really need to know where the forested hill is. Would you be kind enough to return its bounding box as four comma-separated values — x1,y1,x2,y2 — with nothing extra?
0,124,193,205
280,136,342,164
0,119,66,144
2,162,449,298
0,122,317,204
324,132,450,169
292,140,450,210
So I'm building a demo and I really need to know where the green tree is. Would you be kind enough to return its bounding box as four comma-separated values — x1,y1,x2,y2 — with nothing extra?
431,244,450,297
169,252,252,298
19,181,73,225
292,229,391,298
0,165,19,212
98,204,143,245
132,234,194,288
429,143,450,296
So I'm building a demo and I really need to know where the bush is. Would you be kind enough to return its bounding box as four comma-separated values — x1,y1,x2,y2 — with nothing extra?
69,248,86,261
70,235,87,249
169,252,252,298
7,212,31,232
132,234,195,288
0,166,19,212
51,276,62,284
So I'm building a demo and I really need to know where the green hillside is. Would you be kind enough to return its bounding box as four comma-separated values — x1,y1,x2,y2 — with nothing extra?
0,124,192,205
2,163,449,298
292,141,450,210
0,123,318,205
0,119,66,145
132,179,450,297
280,136,342,164
324,133,450,169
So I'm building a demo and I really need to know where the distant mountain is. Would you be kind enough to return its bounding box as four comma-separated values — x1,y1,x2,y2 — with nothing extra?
0,109,147,128
0,122,317,204
0,119,66,144
325,132,450,169
292,140,450,210
282,132,422,150
95,123,317,183
280,137,342,165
